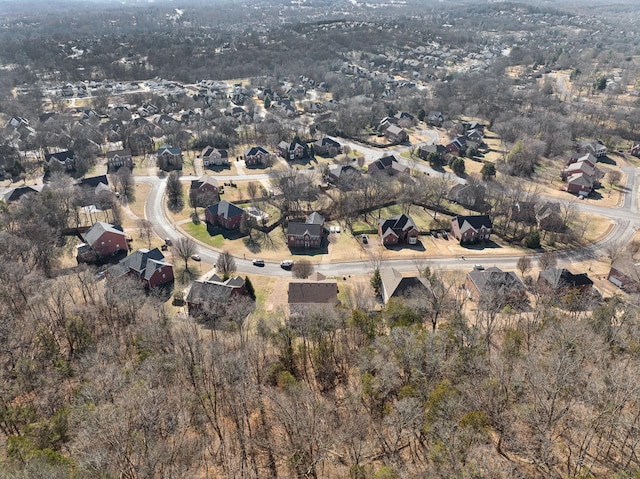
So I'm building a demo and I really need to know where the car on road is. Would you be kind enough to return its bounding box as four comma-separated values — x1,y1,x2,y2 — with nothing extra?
441,231,448,240
361,234,368,244
330,226,336,233
335,225,341,233
190,254,201,261
165,238,172,246
281,260,294,270
253,259,265,267
473,264,485,270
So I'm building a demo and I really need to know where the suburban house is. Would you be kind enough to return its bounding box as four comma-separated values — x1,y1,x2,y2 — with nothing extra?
380,268,431,303
535,202,565,233
288,272,339,314
631,143,640,157
328,164,360,187
78,222,127,262
384,124,409,143
465,128,485,144
106,149,133,170
277,140,309,161
156,145,183,171
448,183,485,210
45,150,76,172
510,201,536,225
565,172,594,196
427,111,444,126
417,144,446,162
450,215,493,244
3,185,42,204
465,267,526,309
446,137,467,156
378,214,419,246
608,256,640,292
205,200,245,230
575,140,607,158
314,137,342,157
190,175,220,206
187,274,247,318
394,111,415,127
367,155,409,176
244,146,270,166
561,152,601,196
287,212,325,249
201,146,229,167
107,247,174,289
537,268,594,295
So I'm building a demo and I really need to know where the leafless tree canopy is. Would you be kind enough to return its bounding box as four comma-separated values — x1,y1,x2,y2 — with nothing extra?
292,259,314,279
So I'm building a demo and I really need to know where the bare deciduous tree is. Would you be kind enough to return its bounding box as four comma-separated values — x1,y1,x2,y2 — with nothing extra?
292,259,314,279
174,237,197,271
217,250,237,280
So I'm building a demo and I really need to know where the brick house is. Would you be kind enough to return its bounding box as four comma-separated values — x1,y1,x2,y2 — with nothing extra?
156,145,183,170
314,137,342,157
450,215,492,244
45,150,76,171
465,267,526,309
107,247,174,289
201,146,229,167
537,268,594,295
608,257,640,292
190,175,220,207
378,214,419,246
277,140,309,161
205,200,244,230
244,146,270,166
384,124,409,143
106,149,133,170
187,274,247,319
380,268,431,303
367,155,409,176
288,272,339,317
287,212,325,249
80,222,127,259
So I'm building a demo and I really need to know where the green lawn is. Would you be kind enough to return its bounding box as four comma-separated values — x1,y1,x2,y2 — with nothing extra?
183,222,225,248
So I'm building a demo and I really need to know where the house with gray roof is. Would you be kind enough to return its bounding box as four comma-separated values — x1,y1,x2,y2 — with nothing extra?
80,222,127,261
156,145,183,171
450,215,492,244
380,268,431,303
466,266,526,309
378,214,419,246
107,247,174,288
287,212,325,249
205,200,244,230
187,274,247,319
288,272,338,304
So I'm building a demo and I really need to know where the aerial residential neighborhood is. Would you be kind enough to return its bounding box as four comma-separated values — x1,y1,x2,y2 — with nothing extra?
2,0,640,476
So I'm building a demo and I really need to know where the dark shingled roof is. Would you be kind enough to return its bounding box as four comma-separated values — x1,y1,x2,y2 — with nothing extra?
380,268,431,302
245,146,269,156
539,268,593,289
79,175,109,189
288,279,338,304
206,200,244,219
467,267,525,296
378,214,417,238
453,215,492,230
187,276,245,305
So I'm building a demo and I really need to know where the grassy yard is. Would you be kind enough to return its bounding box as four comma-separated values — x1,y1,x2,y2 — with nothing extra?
182,222,225,248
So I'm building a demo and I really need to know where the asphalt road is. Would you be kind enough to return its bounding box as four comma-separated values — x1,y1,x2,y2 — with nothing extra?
138,160,640,278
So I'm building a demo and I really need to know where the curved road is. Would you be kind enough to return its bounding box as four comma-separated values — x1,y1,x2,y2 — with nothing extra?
139,161,639,278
